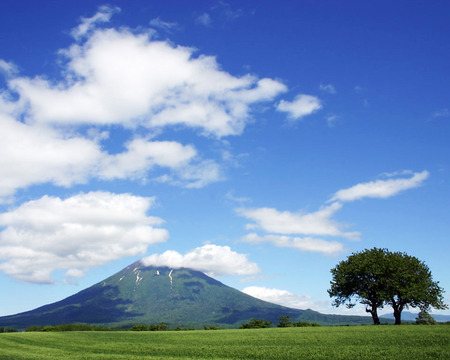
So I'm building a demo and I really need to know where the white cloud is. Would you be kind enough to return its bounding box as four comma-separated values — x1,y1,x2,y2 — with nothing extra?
329,170,429,202
0,112,103,199
176,160,223,189
141,244,260,277
242,286,313,309
0,110,221,200
319,83,336,94
149,17,179,32
242,233,345,256
0,192,168,283
9,23,286,137
238,172,430,257
98,138,197,180
154,159,223,189
0,60,18,76
0,7,289,197
236,203,360,240
225,191,252,204
71,5,120,40
276,94,322,120
243,287,374,315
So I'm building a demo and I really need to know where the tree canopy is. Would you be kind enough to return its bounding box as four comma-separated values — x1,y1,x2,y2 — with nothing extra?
328,248,447,325
239,318,272,329
415,311,437,325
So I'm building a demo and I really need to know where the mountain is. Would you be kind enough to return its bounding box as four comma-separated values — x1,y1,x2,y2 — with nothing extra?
0,261,376,330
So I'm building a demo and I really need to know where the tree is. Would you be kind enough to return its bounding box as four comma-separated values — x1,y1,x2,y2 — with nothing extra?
149,323,168,331
328,248,447,325
328,248,389,325
239,318,272,329
383,251,447,324
415,311,437,325
131,324,148,331
277,315,293,327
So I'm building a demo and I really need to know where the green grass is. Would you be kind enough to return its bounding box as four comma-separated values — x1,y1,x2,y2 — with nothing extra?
0,326,449,359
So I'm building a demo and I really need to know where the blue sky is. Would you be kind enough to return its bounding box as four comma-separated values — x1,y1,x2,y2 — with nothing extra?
0,0,449,318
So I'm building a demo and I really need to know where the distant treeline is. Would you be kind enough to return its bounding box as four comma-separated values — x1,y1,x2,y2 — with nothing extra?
131,323,169,331
24,323,192,332
239,317,321,329
3,319,448,333
0,327,18,333
25,324,111,332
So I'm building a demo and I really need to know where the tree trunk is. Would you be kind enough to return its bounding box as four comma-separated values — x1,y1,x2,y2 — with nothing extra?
391,298,403,325
366,307,381,325
393,306,402,325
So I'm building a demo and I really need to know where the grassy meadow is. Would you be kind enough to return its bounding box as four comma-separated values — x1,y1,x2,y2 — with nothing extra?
0,325,449,360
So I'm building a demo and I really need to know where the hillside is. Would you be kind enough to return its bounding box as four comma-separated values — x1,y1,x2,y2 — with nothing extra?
0,261,376,329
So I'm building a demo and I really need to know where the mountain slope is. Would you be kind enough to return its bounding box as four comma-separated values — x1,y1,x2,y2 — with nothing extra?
0,261,375,329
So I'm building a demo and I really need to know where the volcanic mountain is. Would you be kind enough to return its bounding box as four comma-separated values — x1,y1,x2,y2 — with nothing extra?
0,261,374,329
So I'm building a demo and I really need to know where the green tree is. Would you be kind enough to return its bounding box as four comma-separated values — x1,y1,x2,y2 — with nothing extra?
415,310,437,325
131,324,148,331
149,322,168,331
277,315,293,327
328,248,447,325
328,248,389,325
384,251,447,325
239,318,272,329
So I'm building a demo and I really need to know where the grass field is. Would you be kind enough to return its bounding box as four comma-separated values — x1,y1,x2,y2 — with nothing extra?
0,325,449,359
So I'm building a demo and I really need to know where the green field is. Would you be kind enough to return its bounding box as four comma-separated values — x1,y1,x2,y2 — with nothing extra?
0,326,449,359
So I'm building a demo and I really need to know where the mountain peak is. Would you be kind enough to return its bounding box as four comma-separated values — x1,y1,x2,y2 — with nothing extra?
0,261,376,330
0,261,304,329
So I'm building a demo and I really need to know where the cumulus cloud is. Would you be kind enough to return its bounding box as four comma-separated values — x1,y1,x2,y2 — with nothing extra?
0,111,220,200
242,286,313,309
0,6,290,198
236,203,360,240
276,94,322,120
0,192,168,283
98,138,197,180
10,21,286,137
0,112,103,199
329,170,429,202
141,244,260,277
242,233,345,256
